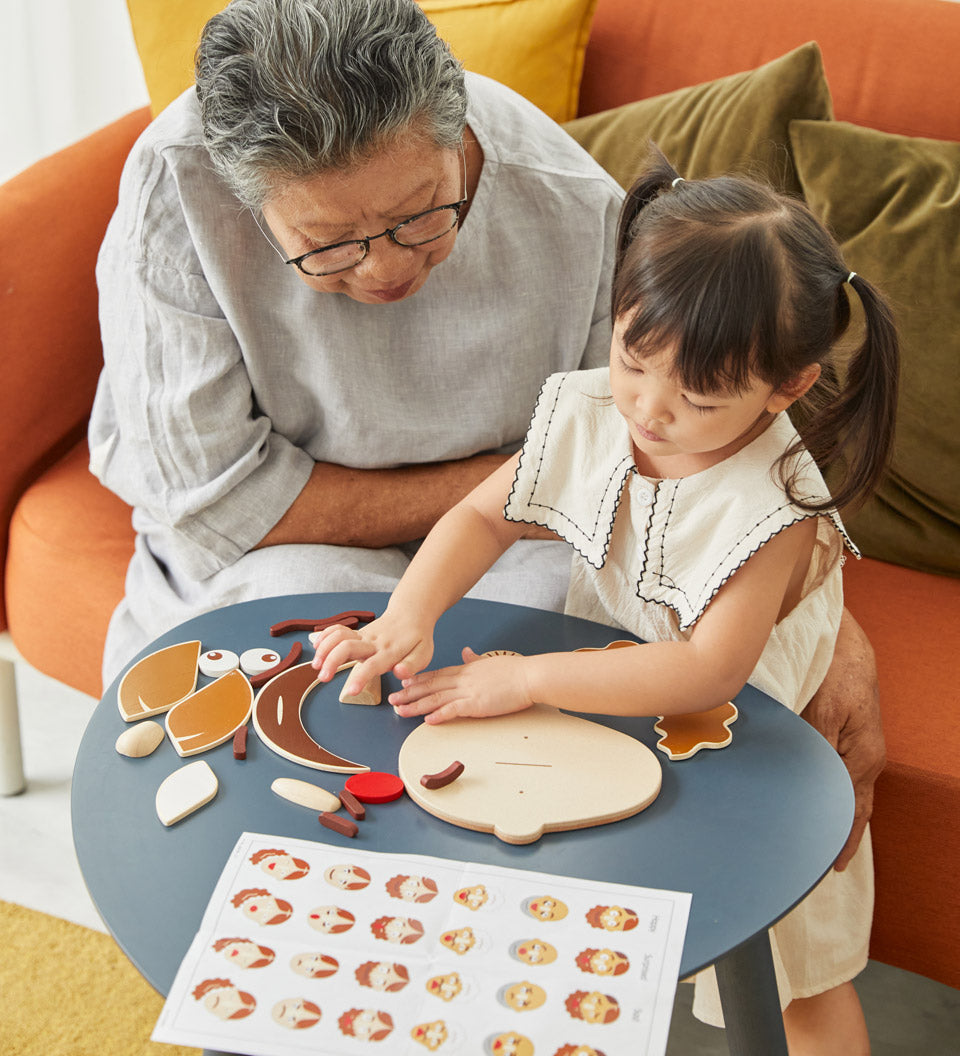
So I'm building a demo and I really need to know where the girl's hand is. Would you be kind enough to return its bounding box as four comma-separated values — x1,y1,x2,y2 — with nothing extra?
310,611,435,696
389,648,535,724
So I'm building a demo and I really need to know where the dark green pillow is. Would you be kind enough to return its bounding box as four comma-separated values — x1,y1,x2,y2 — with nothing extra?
790,119,960,576
563,42,832,195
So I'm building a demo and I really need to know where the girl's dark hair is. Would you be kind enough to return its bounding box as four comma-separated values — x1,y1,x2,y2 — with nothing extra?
612,145,900,513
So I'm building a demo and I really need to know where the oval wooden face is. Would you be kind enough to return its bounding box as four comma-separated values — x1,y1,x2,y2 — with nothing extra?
398,704,661,844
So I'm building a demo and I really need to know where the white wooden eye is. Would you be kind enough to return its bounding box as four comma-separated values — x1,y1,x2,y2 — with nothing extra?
199,649,240,677
240,647,282,675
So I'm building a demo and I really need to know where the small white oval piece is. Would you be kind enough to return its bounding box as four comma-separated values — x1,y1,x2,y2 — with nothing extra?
199,649,240,677
271,777,341,813
240,647,282,675
156,760,218,826
115,720,165,758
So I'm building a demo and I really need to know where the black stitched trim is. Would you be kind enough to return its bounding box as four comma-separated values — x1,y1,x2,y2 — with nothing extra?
504,372,634,568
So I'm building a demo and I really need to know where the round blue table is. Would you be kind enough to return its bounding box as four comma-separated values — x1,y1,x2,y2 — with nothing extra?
72,592,854,1055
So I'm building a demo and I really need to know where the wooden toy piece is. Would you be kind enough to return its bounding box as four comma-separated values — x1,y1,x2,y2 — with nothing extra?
398,703,661,845
233,725,248,760
252,662,369,773
269,610,376,636
117,640,201,722
421,761,464,790
337,664,382,706
345,771,405,804
271,777,341,814
115,720,165,758
339,788,366,820
248,642,303,689
199,649,240,677
654,701,739,760
574,640,640,653
319,811,359,838
481,650,521,658
156,760,218,826
240,647,283,676
165,669,254,757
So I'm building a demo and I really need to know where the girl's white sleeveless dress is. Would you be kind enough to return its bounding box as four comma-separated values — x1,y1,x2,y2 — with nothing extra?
505,368,873,1024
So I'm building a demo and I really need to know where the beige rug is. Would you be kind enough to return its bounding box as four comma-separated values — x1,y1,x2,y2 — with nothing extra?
0,900,200,1055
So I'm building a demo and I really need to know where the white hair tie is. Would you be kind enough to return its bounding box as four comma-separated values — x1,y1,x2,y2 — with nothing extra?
846,271,857,285
671,177,685,188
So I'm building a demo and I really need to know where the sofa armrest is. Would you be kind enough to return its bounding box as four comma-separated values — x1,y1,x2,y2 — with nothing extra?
0,107,150,628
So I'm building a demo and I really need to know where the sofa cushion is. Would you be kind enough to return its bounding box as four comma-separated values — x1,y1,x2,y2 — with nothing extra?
127,0,598,122
563,42,831,195
790,119,960,576
6,441,135,698
842,556,960,986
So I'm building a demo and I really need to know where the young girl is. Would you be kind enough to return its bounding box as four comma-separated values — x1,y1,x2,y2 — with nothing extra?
312,148,899,1054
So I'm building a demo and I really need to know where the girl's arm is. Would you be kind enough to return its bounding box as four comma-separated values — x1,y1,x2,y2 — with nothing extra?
391,517,818,723
311,454,527,690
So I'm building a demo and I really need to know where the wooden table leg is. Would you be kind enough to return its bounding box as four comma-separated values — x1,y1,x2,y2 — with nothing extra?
715,930,788,1055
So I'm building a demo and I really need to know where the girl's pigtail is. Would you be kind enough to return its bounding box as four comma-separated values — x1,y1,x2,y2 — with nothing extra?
800,273,900,512
613,145,680,313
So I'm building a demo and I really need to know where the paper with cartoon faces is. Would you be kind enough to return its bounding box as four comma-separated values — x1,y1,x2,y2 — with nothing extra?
385,873,439,903
155,832,690,1056
509,938,558,966
250,848,310,880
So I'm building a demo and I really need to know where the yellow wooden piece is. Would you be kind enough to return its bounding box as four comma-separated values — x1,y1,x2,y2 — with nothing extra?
165,669,254,757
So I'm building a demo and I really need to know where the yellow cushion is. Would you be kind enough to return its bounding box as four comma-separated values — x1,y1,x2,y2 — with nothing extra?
127,0,598,122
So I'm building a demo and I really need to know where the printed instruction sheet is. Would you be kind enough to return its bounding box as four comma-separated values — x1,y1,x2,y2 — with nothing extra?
153,831,691,1056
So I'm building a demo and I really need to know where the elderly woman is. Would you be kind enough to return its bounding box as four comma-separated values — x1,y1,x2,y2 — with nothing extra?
92,0,882,940
90,0,620,681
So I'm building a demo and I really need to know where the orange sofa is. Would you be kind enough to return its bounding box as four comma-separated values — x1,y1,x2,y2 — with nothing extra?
1,0,957,991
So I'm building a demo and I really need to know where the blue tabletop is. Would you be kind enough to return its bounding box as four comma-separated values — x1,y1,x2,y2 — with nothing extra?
72,592,853,995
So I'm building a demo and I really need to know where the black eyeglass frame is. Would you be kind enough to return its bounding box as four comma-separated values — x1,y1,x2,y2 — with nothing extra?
282,196,467,277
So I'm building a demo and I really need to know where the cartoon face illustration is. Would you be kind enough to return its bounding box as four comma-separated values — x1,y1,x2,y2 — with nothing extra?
509,938,558,966
272,997,322,1030
575,947,630,976
425,971,462,1002
585,904,638,931
565,990,620,1024
212,937,275,968
385,873,439,903
370,915,425,944
307,905,355,933
439,926,476,955
522,895,568,922
290,951,339,978
552,1046,608,1056
337,1007,395,1042
498,980,547,1012
411,1019,449,1050
453,884,488,911
355,960,411,992
324,863,372,890
484,1031,535,1056
250,848,310,879
192,978,255,1020
230,888,292,925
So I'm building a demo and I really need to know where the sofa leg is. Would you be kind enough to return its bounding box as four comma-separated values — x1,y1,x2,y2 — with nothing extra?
0,648,25,795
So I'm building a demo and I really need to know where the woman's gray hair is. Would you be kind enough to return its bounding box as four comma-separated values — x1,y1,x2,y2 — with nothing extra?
195,0,467,208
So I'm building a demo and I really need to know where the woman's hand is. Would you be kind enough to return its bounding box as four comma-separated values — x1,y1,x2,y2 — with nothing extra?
389,647,535,724
310,610,435,696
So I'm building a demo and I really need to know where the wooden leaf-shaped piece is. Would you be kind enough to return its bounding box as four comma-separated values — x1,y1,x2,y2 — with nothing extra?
117,641,201,722
166,669,254,757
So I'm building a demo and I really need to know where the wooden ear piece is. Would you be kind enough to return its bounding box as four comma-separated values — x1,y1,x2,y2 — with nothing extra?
654,702,738,760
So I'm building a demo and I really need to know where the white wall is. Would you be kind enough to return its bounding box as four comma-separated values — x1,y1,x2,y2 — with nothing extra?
0,0,149,183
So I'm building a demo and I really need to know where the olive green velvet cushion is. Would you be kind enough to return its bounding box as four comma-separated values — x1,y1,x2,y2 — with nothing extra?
563,42,832,195
790,119,960,576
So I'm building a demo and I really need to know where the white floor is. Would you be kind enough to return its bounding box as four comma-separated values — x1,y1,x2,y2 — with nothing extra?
0,657,106,933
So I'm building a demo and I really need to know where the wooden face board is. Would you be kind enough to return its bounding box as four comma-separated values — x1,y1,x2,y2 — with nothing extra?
397,704,661,844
